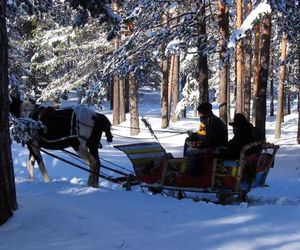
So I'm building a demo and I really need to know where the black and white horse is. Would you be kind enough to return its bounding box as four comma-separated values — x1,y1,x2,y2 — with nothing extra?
9,95,113,187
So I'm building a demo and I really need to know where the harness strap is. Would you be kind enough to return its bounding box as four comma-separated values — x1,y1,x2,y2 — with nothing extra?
70,109,77,136
38,135,79,144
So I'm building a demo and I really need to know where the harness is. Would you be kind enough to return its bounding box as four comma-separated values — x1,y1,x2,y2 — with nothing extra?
73,105,97,145
20,103,95,145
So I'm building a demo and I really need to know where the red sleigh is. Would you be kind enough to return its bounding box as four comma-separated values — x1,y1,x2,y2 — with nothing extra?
115,141,279,204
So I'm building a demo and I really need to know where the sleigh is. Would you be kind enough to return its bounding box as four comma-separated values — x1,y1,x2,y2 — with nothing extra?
115,141,279,204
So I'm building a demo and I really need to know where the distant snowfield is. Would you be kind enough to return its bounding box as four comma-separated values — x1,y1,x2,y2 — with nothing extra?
1,92,300,250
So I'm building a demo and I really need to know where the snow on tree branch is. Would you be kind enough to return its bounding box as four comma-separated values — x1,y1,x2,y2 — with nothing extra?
10,116,46,144
228,1,272,48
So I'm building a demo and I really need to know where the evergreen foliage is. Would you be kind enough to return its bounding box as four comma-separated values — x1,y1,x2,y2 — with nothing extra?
5,0,300,110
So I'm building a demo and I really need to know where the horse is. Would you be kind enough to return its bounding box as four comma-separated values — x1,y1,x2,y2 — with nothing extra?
9,95,113,188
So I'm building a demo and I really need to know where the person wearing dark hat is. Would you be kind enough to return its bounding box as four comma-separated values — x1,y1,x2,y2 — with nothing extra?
183,102,228,176
183,102,228,157
223,113,265,159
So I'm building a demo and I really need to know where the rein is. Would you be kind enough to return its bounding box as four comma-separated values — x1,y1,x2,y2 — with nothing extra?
36,144,139,190
38,147,119,183
112,132,185,140
38,135,79,144
115,125,187,134
62,148,134,175
111,118,186,140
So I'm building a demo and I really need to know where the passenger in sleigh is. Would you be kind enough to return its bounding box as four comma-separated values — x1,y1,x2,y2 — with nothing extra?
184,102,228,156
183,102,228,176
220,113,265,159
218,113,265,186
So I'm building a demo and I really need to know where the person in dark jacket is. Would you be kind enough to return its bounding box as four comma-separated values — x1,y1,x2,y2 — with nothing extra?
223,113,265,159
183,102,228,176
183,102,228,156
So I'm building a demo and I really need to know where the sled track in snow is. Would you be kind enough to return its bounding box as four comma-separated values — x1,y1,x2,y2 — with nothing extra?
248,196,300,206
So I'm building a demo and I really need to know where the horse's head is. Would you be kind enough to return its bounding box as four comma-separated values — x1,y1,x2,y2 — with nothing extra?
9,94,23,117
9,94,36,118
104,117,113,143
106,130,113,142
93,113,113,143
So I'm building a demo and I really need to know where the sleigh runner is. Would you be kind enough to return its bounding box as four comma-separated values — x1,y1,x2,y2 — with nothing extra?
115,141,279,203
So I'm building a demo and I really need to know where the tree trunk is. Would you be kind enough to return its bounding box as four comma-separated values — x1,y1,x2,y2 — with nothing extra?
252,23,260,124
181,73,187,118
161,53,169,128
285,65,292,115
297,45,300,144
235,0,244,114
197,1,209,104
275,32,287,139
286,84,291,115
0,0,17,224
244,1,252,120
112,77,120,125
255,14,271,136
110,78,114,110
298,87,300,144
227,67,231,122
269,47,274,116
161,13,169,128
112,0,121,125
283,85,287,116
119,78,126,122
168,55,175,120
125,76,129,113
217,0,229,125
129,73,140,135
171,54,180,122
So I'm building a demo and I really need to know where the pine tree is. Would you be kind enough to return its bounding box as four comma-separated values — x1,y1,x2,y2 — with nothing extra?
161,48,169,128
255,14,272,136
252,23,260,124
129,72,140,135
197,1,209,104
297,44,300,144
243,1,252,120
275,32,287,139
269,47,275,116
171,53,180,122
217,0,229,124
235,0,244,114
112,0,121,125
0,0,17,225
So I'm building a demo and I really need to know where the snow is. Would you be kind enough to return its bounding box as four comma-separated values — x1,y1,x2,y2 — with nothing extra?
228,1,272,48
166,38,182,54
1,90,300,250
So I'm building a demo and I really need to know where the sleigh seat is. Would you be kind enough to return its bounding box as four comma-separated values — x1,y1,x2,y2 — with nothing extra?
115,141,279,204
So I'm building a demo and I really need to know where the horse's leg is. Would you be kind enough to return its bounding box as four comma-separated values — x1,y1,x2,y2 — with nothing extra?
28,142,50,183
87,144,100,188
75,145,97,187
86,121,102,188
27,152,35,181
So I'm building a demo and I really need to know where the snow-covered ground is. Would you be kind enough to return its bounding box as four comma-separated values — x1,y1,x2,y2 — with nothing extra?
1,91,300,250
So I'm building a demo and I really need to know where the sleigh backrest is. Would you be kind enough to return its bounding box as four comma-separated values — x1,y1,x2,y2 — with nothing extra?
240,141,279,189
211,141,279,192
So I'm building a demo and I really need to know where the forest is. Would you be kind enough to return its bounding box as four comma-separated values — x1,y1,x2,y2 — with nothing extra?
1,0,300,224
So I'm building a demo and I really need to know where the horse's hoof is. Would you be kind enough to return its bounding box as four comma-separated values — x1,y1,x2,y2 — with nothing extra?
91,183,99,188
28,177,34,182
88,181,99,188
43,176,51,183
